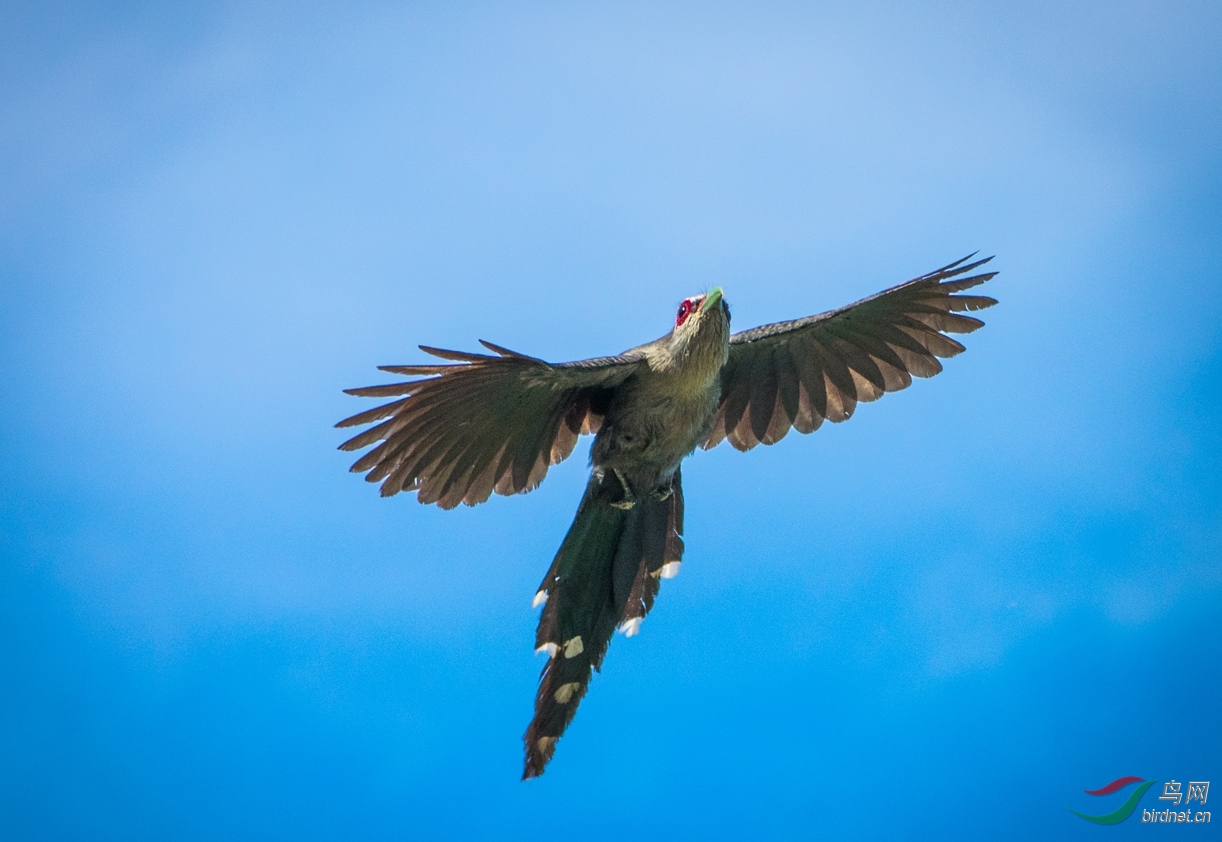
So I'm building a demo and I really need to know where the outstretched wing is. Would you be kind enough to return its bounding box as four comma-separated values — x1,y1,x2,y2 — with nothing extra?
704,254,998,451
337,342,645,508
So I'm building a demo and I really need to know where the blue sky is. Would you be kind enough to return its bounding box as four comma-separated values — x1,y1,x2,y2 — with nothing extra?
2,1,1219,838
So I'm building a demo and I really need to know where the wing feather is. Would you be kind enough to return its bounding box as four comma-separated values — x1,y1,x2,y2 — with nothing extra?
338,347,643,507
704,255,997,450
747,347,779,444
774,348,801,432
811,336,857,423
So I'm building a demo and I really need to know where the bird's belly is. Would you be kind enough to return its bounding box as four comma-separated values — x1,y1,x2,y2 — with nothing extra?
592,390,718,485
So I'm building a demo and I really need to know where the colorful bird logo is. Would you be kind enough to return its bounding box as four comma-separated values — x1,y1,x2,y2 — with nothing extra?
1069,776,1156,824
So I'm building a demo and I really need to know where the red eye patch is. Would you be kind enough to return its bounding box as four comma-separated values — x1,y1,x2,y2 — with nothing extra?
675,298,698,327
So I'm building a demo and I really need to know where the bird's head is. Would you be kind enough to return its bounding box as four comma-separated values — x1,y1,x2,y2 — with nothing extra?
666,286,731,372
673,287,729,334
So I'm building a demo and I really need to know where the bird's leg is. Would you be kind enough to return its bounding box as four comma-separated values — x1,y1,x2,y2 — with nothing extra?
651,483,672,502
609,468,636,510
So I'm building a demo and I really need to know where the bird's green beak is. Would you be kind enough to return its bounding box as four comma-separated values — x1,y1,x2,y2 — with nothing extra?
701,286,724,314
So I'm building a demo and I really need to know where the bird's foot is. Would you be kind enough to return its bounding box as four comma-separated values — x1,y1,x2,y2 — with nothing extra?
651,484,672,502
609,469,636,510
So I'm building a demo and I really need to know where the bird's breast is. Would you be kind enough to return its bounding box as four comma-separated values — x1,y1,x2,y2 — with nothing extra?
593,373,721,476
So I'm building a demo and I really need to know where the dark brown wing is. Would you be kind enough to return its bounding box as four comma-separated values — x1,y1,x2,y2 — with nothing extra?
337,342,644,508
704,254,998,451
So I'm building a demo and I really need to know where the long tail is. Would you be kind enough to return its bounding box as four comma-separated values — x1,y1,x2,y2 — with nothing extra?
522,467,684,779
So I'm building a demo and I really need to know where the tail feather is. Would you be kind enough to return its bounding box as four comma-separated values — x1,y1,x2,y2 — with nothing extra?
523,468,685,779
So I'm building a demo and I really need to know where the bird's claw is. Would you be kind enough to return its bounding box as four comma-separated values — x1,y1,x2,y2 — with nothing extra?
609,469,636,509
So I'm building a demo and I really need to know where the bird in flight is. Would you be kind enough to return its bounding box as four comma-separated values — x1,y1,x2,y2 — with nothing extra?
336,254,997,778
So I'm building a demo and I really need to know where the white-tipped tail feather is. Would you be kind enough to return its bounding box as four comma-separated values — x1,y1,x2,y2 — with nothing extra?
618,616,642,637
553,682,580,704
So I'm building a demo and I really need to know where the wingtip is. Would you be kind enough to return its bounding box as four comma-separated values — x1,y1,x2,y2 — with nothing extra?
950,254,994,275
420,342,459,359
477,339,547,363
418,345,492,363
934,251,978,274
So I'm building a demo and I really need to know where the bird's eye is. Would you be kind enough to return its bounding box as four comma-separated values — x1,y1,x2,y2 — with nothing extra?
675,300,695,327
